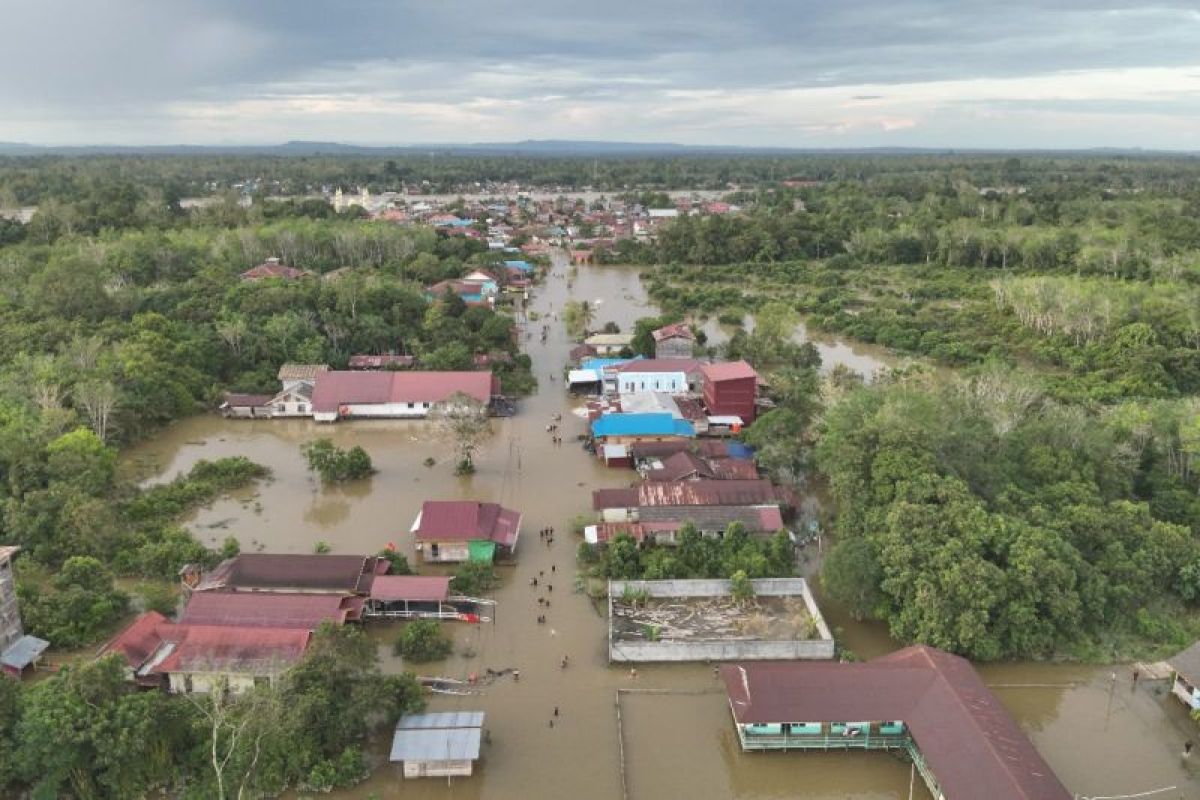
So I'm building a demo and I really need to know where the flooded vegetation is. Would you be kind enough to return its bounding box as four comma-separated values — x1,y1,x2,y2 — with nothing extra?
117,256,1200,799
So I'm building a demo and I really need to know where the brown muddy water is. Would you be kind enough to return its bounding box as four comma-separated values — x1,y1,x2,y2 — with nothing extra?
123,256,1200,799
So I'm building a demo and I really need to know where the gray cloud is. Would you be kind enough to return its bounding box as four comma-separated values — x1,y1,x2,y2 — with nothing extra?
1,1,1197,146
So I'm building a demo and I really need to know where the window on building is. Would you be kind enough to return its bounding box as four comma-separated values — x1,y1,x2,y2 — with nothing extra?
298,404,307,414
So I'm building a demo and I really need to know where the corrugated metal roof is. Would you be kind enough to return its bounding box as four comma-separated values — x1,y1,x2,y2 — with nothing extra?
156,625,310,674
197,554,375,594
592,413,694,438
1168,640,1200,683
615,358,700,374
1,635,49,669
701,360,758,382
311,370,493,413
370,575,452,602
414,501,522,545
652,322,696,341
391,712,485,762
721,646,1071,800
277,363,329,381
605,479,779,507
180,592,351,629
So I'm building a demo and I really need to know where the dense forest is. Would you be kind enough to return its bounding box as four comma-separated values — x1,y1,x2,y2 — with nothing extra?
629,156,1200,660
0,158,541,797
1,152,1199,795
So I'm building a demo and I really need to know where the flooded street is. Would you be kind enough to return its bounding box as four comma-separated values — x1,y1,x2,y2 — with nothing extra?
124,256,1200,799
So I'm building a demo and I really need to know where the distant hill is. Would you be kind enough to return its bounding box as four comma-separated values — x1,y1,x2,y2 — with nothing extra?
0,140,1194,158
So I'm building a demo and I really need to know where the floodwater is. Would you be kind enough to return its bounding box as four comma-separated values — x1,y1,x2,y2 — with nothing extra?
123,254,1200,799
695,315,897,383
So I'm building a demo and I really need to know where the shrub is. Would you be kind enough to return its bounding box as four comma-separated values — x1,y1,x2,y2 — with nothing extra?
395,620,452,662
302,439,375,482
451,561,497,596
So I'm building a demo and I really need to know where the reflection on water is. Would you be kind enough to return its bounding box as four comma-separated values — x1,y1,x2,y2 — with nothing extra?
122,256,1200,799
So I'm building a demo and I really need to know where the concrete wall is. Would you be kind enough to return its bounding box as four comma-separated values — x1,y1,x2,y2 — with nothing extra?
607,578,835,663
0,553,22,653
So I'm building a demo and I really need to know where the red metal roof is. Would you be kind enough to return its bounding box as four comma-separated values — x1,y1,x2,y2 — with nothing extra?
179,592,352,629
370,575,452,602
596,479,780,509
101,612,311,677
311,371,494,413
615,358,701,374
652,322,696,342
101,611,169,668
701,360,758,382
414,501,522,545
155,625,310,675
721,646,1071,800
197,554,377,594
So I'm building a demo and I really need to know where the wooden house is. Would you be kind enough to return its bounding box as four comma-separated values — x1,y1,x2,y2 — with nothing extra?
652,322,696,359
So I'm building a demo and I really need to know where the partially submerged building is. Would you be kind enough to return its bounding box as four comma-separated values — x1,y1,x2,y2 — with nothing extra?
702,360,758,424
310,370,497,422
365,575,494,622
179,591,363,629
187,553,386,595
609,578,833,662
583,333,635,356
102,611,311,694
720,645,1071,800
1167,640,1200,710
391,711,485,779
411,500,522,563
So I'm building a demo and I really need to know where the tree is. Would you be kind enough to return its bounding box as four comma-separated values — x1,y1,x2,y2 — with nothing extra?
451,560,498,595
395,619,453,662
428,392,492,474
189,678,284,800
73,380,118,442
302,438,375,482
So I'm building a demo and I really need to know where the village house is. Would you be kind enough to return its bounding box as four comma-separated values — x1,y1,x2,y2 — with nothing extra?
702,360,759,424
219,392,275,418
720,646,1071,800
643,450,759,482
348,354,415,370
101,611,311,694
310,370,497,422
583,333,635,356
652,322,697,359
364,575,493,622
411,500,522,563
612,359,703,396
426,279,494,308
0,546,48,678
178,591,363,629
592,479,787,534
592,413,695,452
186,552,387,595
391,711,485,779
1167,640,1200,710
240,257,312,282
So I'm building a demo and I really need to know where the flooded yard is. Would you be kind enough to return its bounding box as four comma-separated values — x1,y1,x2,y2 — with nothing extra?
122,255,1200,799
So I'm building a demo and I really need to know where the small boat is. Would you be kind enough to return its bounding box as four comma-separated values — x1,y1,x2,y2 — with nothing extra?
417,676,482,696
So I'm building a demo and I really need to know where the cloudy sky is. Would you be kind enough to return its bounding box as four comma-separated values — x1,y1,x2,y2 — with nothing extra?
3,0,1199,148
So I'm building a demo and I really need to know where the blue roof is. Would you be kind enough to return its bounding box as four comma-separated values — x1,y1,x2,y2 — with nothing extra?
1,635,49,670
726,442,756,460
504,259,533,271
592,413,695,438
436,218,474,228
